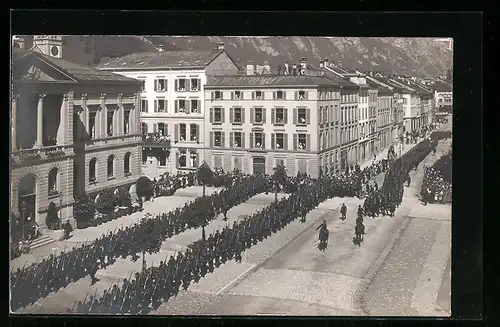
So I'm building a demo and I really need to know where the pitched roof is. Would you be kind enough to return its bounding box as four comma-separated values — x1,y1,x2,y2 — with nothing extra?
12,48,141,84
205,75,343,88
319,68,359,88
431,80,452,92
97,49,228,70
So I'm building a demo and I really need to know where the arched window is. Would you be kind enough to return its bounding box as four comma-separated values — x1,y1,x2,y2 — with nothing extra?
124,152,131,175
48,168,58,195
89,158,97,183
107,155,115,178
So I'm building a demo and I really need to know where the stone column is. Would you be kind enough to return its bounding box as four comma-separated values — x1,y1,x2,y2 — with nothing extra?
100,93,106,138
82,94,89,138
57,94,69,145
117,93,123,135
37,94,46,147
12,94,18,152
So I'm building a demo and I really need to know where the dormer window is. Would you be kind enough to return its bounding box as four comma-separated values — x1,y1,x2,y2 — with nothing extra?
276,91,284,100
297,90,307,100
254,91,263,100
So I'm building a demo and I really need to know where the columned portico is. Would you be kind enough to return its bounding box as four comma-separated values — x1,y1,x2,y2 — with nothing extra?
36,94,46,147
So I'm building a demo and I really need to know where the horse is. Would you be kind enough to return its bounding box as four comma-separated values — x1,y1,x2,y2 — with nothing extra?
318,228,329,252
354,223,365,244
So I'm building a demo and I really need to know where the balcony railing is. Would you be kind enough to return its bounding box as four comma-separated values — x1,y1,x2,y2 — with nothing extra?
12,145,67,164
142,133,171,148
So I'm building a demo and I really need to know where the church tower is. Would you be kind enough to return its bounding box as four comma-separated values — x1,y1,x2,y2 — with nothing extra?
33,35,63,58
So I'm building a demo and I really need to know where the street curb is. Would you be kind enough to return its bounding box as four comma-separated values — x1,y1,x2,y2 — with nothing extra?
352,212,412,315
219,205,341,293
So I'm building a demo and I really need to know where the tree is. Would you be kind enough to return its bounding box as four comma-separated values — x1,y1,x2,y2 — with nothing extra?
95,188,117,216
73,192,95,226
117,187,131,207
446,68,452,83
46,202,61,230
197,161,214,197
272,164,288,203
136,176,153,200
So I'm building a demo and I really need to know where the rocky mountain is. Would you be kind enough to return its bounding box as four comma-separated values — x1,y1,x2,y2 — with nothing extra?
27,36,453,77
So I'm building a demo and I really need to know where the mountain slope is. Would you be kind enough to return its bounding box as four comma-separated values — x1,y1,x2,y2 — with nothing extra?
56,36,452,77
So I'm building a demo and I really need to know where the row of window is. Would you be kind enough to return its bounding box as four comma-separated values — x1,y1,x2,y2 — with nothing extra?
319,128,340,151
209,107,311,126
341,92,359,103
88,153,132,184
141,99,201,114
342,106,359,124
318,105,340,125
377,112,392,127
210,90,309,101
210,156,309,175
141,123,200,143
143,149,198,169
139,78,202,93
378,97,394,109
209,131,311,151
86,109,132,139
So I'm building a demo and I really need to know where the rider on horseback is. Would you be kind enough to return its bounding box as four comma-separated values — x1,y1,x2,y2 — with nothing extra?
316,220,329,251
340,203,347,220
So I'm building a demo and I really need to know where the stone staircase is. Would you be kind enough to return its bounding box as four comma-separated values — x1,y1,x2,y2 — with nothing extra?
30,235,55,249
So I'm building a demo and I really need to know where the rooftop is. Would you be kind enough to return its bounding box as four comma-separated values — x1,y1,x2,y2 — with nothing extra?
13,48,141,84
431,80,452,92
97,49,226,70
205,75,346,88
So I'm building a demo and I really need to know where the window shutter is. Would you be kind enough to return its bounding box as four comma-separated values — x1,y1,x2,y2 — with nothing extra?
262,108,266,123
198,79,201,91
221,107,225,123
242,108,246,123
273,92,276,100
210,108,214,123
176,152,179,168
271,133,275,150
293,134,297,150
230,132,234,147
306,108,311,125
230,108,234,123
197,100,201,113
250,132,254,148
175,80,178,91
154,100,158,112
284,133,288,150
252,92,255,100
185,100,191,114
195,155,199,167
153,123,158,133
271,108,275,124
241,132,245,148
221,132,225,148
305,91,308,100
164,100,168,113
175,100,178,113
231,92,234,100
211,91,214,100
293,108,297,124
284,108,288,124
250,108,255,124
174,124,179,142
196,125,200,142
295,91,298,100
262,133,266,149
210,131,214,147
185,79,190,91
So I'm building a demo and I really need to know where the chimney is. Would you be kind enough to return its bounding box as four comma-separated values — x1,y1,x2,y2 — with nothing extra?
300,57,307,69
263,61,271,75
319,60,324,68
323,58,329,67
284,61,290,75
338,61,343,68
246,61,255,76
158,45,165,52
216,42,225,51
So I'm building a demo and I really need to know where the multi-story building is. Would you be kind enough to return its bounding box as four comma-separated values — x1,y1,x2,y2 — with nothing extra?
367,86,378,157
386,78,419,134
203,73,345,178
432,80,453,116
11,36,142,230
97,43,239,178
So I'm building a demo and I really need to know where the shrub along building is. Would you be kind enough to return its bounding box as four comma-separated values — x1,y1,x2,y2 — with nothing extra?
97,42,239,178
11,36,142,233
203,62,347,178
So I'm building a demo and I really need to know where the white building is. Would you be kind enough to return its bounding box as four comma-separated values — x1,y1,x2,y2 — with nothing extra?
432,80,453,114
97,43,239,178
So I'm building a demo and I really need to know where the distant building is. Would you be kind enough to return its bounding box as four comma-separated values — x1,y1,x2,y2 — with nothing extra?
203,74,345,178
431,80,453,115
11,36,142,229
97,42,239,178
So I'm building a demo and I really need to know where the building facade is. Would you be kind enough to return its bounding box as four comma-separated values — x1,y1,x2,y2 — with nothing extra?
367,87,378,158
375,87,393,151
97,43,239,178
11,37,142,229
203,75,343,178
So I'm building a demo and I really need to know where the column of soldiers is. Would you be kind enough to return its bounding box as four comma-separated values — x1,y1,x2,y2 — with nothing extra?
10,173,270,311
152,171,196,198
363,138,438,218
73,177,342,314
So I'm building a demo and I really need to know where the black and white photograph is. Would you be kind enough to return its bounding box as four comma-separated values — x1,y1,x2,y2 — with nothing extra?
10,35,453,317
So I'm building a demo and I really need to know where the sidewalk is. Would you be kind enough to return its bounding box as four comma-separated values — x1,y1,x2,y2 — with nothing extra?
360,142,417,171
10,186,223,271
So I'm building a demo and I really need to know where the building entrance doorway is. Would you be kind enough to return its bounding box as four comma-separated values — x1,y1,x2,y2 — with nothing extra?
16,174,37,241
252,157,266,175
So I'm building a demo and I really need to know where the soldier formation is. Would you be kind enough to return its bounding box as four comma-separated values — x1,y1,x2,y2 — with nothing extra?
421,149,452,204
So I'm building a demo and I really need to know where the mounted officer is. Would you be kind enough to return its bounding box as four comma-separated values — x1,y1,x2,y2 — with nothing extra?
316,220,329,251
